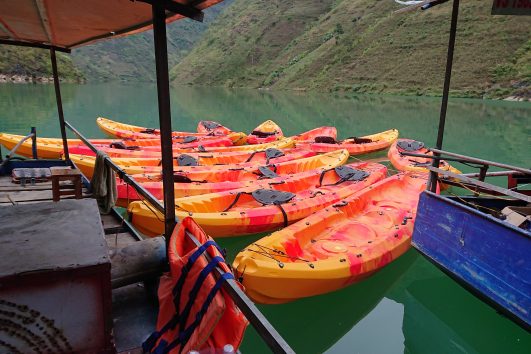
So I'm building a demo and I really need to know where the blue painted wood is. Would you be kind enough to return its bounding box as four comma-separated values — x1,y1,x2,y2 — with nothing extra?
412,191,531,329
0,159,68,175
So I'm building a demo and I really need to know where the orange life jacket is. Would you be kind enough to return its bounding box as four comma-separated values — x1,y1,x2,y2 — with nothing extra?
143,217,248,354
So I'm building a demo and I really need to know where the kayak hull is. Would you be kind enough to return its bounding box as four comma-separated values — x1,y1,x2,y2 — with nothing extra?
232,173,428,304
97,117,247,144
292,126,337,142
388,139,461,190
296,129,399,155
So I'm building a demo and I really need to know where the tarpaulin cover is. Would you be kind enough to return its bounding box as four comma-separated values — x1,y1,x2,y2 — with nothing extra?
0,0,223,49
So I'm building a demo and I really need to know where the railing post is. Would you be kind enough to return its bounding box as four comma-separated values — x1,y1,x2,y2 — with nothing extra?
50,47,70,161
152,2,177,243
429,0,460,192
30,127,38,159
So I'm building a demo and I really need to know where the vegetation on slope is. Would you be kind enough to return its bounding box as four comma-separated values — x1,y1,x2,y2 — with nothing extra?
171,0,530,98
0,47,84,82
71,1,233,81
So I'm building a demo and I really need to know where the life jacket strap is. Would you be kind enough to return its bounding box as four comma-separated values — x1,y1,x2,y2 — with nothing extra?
159,272,234,354
143,240,223,353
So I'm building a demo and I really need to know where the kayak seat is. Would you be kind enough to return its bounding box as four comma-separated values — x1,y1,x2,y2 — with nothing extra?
255,165,279,179
175,154,199,167
223,189,296,227
251,130,277,138
314,136,337,144
201,120,222,131
397,140,424,152
319,166,369,186
109,141,140,150
346,137,373,144
140,128,158,134
244,148,284,164
183,136,198,144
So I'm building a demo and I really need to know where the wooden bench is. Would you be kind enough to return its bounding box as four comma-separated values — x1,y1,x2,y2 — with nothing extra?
51,167,83,201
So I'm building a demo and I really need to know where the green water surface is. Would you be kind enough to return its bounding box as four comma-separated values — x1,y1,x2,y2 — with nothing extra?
1,83,530,353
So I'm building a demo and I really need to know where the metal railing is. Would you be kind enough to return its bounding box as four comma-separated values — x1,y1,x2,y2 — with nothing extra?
0,127,37,169
63,120,295,354
399,148,531,201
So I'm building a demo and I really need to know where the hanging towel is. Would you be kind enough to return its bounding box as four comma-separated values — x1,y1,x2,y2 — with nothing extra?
91,150,117,214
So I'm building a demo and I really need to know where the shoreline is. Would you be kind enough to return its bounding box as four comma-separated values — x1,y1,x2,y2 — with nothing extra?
0,74,84,84
1,75,528,101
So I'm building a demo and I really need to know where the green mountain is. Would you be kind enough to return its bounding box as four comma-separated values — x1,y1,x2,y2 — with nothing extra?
0,46,84,82
71,1,233,81
171,0,530,98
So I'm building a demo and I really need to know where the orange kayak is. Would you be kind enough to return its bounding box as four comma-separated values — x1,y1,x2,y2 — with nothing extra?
232,173,428,304
246,120,283,144
97,117,247,145
68,134,272,157
127,149,349,184
116,152,351,206
196,120,233,136
68,136,234,156
0,132,172,159
291,126,337,142
388,139,461,174
127,162,388,237
296,129,399,155
70,149,316,179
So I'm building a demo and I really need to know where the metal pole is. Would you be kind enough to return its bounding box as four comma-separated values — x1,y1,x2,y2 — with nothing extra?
30,127,38,159
50,47,70,161
152,3,177,240
429,0,460,192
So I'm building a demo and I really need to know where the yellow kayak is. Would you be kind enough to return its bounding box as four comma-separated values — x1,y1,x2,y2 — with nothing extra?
232,173,427,304
0,132,164,159
97,117,247,145
246,120,284,144
296,129,399,155
0,133,293,159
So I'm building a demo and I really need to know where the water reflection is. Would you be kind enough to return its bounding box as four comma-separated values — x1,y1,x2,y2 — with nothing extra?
395,274,531,354
1,83,530,353
237,250,417,354
1,83,529,169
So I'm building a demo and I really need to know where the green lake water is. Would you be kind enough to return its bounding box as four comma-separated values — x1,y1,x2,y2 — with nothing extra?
1,83,530,353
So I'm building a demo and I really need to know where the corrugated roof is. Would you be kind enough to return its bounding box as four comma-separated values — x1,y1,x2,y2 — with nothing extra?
0,0,223,50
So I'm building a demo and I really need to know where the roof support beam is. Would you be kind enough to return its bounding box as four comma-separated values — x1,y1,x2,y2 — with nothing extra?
50,47,70,161
151,1,177,243
428,0,459,192
139,0,204,22
0,39,70,53
34,0,54,44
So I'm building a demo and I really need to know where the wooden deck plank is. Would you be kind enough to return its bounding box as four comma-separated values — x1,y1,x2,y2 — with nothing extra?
0,192,91,203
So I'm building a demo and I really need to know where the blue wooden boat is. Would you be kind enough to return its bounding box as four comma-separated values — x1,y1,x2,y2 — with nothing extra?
412,190,531,330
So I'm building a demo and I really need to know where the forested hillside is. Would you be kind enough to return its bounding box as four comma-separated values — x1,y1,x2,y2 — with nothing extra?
171,0,530,98
71,1,232,81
